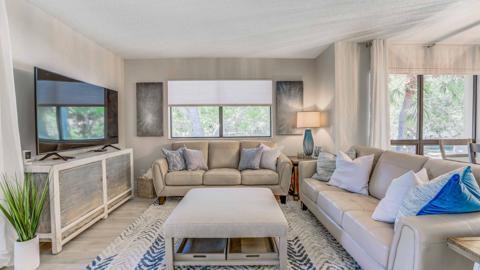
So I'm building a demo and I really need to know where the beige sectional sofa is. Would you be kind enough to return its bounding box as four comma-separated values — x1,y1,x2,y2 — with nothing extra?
299,145,480,270
152,140,293,203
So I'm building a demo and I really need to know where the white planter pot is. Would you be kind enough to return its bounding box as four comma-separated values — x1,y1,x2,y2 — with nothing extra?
14,235,40,270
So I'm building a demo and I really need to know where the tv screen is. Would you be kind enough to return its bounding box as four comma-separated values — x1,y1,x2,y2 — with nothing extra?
35,67,118,154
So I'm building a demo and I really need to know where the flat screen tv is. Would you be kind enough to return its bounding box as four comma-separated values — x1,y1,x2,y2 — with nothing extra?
34,67,118,156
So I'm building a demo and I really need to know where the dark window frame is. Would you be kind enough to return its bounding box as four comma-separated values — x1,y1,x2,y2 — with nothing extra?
390,75,478,155
169,105,272,139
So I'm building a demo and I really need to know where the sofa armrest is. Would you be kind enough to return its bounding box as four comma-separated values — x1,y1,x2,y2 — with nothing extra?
152,158,169,196
388,213,480,270
276,154,293,195
298,160,316,187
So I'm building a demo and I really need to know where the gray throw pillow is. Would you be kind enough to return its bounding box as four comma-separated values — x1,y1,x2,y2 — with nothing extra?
312,148,356,181
184,148,208,171
259,144,283,171
238,147,263,171
162,147,186,172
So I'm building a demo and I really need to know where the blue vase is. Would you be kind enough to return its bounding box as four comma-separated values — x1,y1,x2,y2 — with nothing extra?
303,129,314,156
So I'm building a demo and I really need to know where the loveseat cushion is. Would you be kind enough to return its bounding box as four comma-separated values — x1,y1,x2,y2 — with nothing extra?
342,210,393,267
301,178,343,203
369,151,429,199
165,170,205,186
241,169,278,185
203,168,241,185
240,140,276,149
208,141,240,169
316,190,378,225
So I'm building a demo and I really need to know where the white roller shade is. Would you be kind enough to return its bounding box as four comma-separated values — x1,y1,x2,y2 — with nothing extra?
168,80,272,105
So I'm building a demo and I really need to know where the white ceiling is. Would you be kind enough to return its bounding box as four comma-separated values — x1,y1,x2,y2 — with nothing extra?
27,0,477,59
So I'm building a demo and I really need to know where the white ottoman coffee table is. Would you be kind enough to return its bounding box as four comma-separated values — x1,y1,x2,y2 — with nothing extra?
163,187,288,270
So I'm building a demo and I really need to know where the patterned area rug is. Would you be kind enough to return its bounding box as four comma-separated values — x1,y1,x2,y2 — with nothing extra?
86,199,361,270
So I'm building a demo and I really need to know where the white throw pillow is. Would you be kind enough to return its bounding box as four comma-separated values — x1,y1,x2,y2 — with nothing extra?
372,169,429,223
328,152,374,195
258,144,283,171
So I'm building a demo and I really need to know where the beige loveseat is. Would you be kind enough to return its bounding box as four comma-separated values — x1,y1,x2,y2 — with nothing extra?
299,145,480,270
152,140,292,203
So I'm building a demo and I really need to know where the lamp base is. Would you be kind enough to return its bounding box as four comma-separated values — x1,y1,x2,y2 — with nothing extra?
303,129,314,156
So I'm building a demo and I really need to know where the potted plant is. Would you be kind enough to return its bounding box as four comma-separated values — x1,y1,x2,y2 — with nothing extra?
0,174,49,270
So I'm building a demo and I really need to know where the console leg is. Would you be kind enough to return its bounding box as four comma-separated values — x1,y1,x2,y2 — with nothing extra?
280,195,287,204
301,201,308,211
158,196,166,205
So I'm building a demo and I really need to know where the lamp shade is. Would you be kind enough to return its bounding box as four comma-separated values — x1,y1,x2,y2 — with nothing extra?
296,111,325,128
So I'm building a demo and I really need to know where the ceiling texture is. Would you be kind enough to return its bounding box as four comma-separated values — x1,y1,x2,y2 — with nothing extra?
27,0,479,59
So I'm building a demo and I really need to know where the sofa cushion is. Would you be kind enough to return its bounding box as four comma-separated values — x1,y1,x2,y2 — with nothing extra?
301,178,343,203
369,151,429,199
203,168,241,185
423,158,480,185
165,170,204,186
342,210,393,267
316,190,378,225
350,145,385,168
241,169,278,185
172,141,209,163
208,141,240,169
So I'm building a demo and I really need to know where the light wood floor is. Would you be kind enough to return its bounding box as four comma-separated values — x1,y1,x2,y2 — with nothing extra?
6,197,153,270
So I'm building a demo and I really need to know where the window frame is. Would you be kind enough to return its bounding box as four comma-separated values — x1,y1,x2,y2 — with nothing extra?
169,104,272,139
390,74,478,155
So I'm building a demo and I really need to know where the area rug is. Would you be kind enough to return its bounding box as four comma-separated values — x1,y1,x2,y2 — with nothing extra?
86,199,361,270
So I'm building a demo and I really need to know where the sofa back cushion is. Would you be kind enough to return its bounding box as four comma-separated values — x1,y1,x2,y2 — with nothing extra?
208,141,240,169
369,151,429,199
350,145,384,168
240,140,276,149
423,159,480,185
172,141,209,163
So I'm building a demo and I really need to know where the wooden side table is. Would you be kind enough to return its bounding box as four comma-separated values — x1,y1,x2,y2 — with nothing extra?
448,237,480,270
288,156,316,200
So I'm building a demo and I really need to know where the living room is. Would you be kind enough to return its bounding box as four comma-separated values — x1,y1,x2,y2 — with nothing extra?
1,0,480,270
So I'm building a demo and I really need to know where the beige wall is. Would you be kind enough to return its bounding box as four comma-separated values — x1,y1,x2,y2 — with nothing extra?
7,0,125,153
315,45,336,153
125,58,329,176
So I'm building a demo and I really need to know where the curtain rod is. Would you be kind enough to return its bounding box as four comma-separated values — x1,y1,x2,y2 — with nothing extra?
425,19,480,48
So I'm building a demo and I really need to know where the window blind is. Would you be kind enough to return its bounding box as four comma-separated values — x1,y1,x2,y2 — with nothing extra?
167,80,272,105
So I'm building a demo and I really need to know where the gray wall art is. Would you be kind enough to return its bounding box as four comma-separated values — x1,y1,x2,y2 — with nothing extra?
136,82,163,136
276,81,304,135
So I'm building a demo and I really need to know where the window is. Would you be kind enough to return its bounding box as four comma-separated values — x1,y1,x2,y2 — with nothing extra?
170,106,271,138
168,80,272,138
170,106,220,138
389,74,477,158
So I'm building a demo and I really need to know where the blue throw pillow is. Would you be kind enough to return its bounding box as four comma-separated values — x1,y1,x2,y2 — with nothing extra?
418,167,480,215
395,167,466,224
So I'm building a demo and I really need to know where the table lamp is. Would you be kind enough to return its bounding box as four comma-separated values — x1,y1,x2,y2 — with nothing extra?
296,111,324,156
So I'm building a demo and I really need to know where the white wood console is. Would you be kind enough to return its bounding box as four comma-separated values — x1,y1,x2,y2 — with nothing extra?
24,148,134,254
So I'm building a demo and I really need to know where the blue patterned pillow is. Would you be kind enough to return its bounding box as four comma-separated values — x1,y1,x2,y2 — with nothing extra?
162,147,186,171
418,167,480,215
395,167,467,224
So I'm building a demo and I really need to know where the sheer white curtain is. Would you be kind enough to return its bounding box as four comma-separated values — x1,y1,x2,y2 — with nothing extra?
368,40,390,149
0,0,24,266
334,41,361,151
